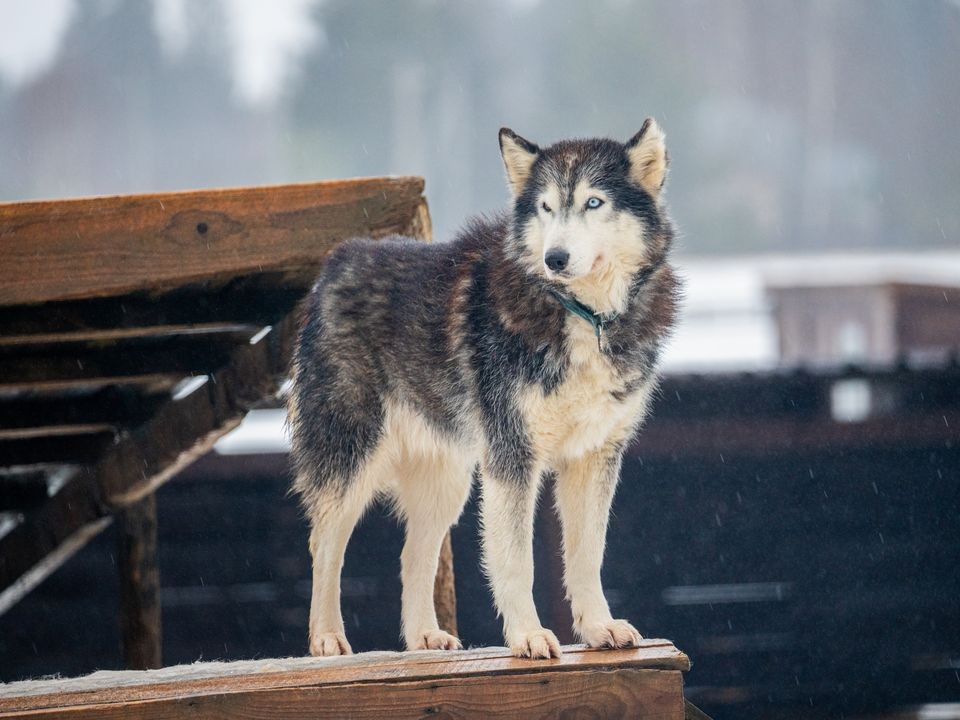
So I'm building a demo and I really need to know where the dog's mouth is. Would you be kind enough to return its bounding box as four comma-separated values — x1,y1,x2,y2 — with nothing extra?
543,254,604,282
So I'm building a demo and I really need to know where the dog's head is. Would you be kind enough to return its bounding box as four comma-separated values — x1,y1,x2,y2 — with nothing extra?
499,120,670,292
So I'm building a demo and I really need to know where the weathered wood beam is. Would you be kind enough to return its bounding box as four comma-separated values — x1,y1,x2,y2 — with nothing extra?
0,177,429,615
0,475,109,615
0,282,302,346
116,494,162,671
0,642,690,719
0,433,115,466
0,337,238,392
0,177,426,306
0,424,116,441
0,318,295,614
0,476,48,512
0,389,165,434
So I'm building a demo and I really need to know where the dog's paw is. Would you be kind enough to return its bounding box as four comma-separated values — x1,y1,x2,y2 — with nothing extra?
409,629,463,651
579,618,643,649
309,632,352,657
508,627,562,659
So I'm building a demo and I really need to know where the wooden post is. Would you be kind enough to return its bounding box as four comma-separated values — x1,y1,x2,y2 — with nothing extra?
433,533,457,635
116,493,162,670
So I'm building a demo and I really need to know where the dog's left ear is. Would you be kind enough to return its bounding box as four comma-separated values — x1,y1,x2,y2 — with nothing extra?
499,128,540,196
626,118,668,197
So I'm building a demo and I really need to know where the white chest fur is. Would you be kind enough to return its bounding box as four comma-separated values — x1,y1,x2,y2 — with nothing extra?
520,322,653,463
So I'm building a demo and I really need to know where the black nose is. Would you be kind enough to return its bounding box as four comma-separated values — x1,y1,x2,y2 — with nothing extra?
544,248,569,272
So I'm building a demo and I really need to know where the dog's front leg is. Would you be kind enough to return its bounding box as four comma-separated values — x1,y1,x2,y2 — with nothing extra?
554,447,642,649
480,460,562,659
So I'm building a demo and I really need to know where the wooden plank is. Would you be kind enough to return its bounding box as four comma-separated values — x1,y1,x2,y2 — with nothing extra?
0,643,689,719
0,177,425,306
0,389,165,434
0,318,293,614
6,669,683,719
0,337,239,392
117,494,162,671
0,476,48,512
0,281,302,346
0,433,115,466
0,423,116,441
0,475,109,615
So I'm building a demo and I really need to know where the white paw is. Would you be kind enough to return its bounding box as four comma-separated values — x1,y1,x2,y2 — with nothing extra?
578,618,643,649
310,631,352,657
508,627,562,659
409,629,463,651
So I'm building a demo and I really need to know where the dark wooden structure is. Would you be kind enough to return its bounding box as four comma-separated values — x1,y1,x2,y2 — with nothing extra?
0,178,431,665
0,642,691,719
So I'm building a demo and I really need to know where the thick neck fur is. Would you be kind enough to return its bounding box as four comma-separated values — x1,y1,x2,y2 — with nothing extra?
565,252,640,316
470,213,677,372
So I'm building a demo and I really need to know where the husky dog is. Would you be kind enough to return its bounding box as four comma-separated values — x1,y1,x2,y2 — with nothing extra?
289,119,679,659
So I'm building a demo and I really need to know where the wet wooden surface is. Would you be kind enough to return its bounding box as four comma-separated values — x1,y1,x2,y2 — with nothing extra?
0,642,690,719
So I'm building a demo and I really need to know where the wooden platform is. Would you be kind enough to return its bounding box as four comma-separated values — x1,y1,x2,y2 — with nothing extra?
0,178,429,624
0,642,691,719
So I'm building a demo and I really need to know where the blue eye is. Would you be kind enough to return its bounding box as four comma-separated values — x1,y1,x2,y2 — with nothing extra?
586,197,604,210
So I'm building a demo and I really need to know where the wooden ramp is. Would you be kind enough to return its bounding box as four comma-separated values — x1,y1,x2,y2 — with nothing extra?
0,642,691,719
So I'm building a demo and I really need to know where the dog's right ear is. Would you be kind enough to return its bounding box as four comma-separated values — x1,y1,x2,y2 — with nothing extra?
499,128,539,196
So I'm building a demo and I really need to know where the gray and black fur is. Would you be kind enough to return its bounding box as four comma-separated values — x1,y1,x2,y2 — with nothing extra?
290,119,679,659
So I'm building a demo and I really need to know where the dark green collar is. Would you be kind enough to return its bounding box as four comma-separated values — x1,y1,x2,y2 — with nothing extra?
548,258,665,352
549,289,619,351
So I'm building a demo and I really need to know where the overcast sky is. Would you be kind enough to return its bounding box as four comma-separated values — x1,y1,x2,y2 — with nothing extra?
0,0,321,104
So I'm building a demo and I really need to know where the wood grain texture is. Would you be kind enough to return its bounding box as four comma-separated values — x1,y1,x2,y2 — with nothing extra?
0,337,238,392
0,175,429,616
0,317,296,614
0,643,689,719
0,177,426,306
0,388,165,435
0,433,115,465
117,493,162,671
0,281,302,347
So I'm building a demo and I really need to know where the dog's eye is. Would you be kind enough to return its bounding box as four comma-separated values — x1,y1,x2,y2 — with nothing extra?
541,202,552,213
585,197,604,210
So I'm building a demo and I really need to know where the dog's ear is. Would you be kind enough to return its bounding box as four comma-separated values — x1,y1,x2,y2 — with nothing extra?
499,128,540,196
626,118,668,197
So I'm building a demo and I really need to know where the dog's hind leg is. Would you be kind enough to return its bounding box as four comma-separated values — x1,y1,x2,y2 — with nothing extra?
554,445,642,650
304,482,370,656
394,449,473,651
